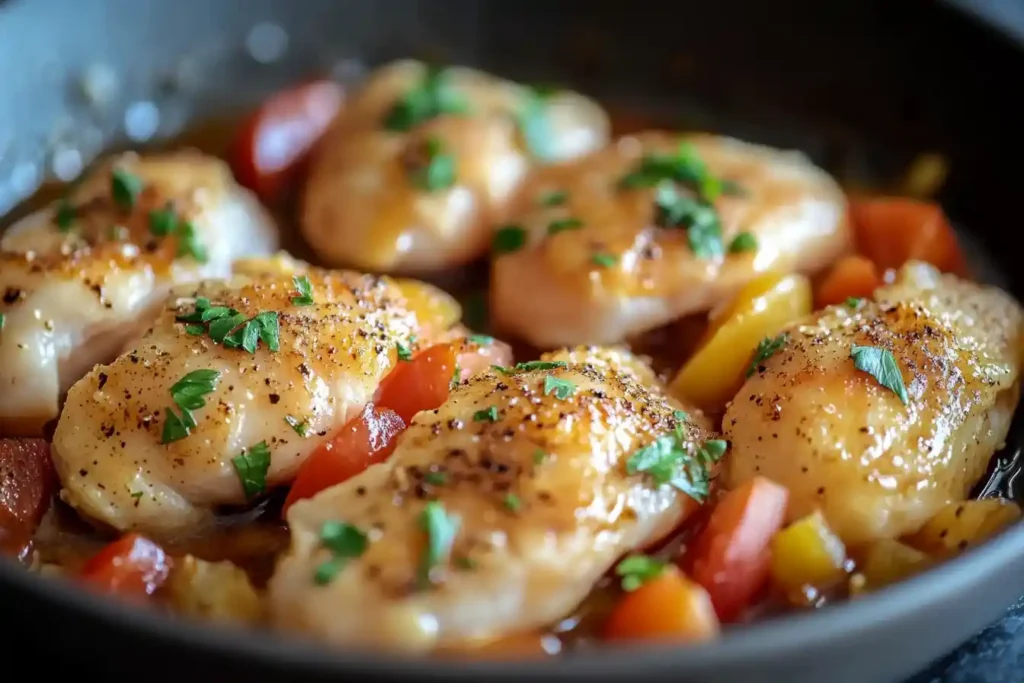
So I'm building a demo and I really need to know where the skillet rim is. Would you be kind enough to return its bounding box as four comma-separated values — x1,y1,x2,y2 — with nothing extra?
2,508,1023,677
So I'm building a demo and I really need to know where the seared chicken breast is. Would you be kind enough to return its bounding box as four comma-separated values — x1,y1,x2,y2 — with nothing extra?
51,268,460,534
269,347,716,652
724,262,1024,546
491,132,851,348
301,60,609,274
0,152,277,436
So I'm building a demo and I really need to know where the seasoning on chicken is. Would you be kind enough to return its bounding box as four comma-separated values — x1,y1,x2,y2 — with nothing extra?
51,267,460,535
491,132,851,348
269,347,719,652
301,60,609,274
724,262,1024,546
0,152,278,436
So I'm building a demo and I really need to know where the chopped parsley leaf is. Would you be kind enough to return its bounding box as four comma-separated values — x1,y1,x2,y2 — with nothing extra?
503,493,522,512
746,333,788,378
845,297,863,309
626,431,724,503
111,168,143,211
515,85,556,161
543,375,576,400
231,440,271,500
728,232,758,253
291,275,314,306
547,217,583,235
492,225,528,255
418,501,459,586
175,221,207,263
533,449,547,465
130,490,144,500
396,340,414,361
56,200,76,232
0,313,5,332
515,360,567,372
850,345,909,404
285,415,309,437
424,471,448,486
161,369,220,443
148,204,178,237
410,136,457,192
673,409,688,421
314,521,369,585
383,65,469,132
473,406,499,422
615,554,666,591
466,334,493,345
591,252,617,268
539,189,568,207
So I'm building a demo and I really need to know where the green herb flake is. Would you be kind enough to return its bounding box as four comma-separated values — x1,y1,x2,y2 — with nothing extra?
291,275,314,306
728,232,758,253
382,65,469,132
148,204,178,237
473,406,499,423
490,364,512,375
516,86,556,161
184,324,205,336
254,311,280,352
543,375,576,400
850,344,909,404
418,501,459,586
615,554,667,592
466,334,493,345
539,189,568,207
673,409,688,421
232,440,271,501
746,333,788,378
845,297,863,309
591,252,617,268
411,136,457,192
424,471,448,486
515,360,568,372
626,428,715,503
130,490,144,500
396,339,415,361
0,313,4,331
56,200,76,232
450,362,462,390
314,521,369,585
160,369,220,444
547,217,583,236
493,225,528,255
111,168,143,211
503,493,522,512
285,415,309,437
175,221,208,263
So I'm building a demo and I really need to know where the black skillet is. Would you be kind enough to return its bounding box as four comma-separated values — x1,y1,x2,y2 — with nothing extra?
2,0,1024,681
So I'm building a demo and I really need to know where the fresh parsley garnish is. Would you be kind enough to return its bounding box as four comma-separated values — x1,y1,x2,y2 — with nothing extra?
55,200,76,232
410,136,456,192
515,360,567,372
728,232,758,253
418,501,459,586
746,333,788,378
539,189,568,207
591,252,617,268
396,340,414,361
515,85,555,161
547,217,583,235
473,406,499,422
615,554,667,591
314,521,369,586
850,344,909,404
533,449,547,464
111,168,143,211
673,409,688,421
176,298,279,354
383,65,469,132
148,204,177,237
653,183,725,259
845,297,863,309
466,334,493,345
232,440,271,501
174,221,208,263
493,225,528,254
543,375,576,400
0,313,5,332
160,369,220,444
503,493,522,512
450,362,462,390
424,471,448,486
291,275,314,306
285,415,309,437
626,431,726,503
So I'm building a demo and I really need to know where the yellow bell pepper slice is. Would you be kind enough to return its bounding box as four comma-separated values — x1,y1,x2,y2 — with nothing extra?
669,272,812,412
770,511,847,594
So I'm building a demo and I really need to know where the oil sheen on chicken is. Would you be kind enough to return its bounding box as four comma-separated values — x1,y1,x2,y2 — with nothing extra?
491,132,851,348
269,347,715,652
0,152,277,436
724,262,1024,546
51,267,460,535
301,60,609,274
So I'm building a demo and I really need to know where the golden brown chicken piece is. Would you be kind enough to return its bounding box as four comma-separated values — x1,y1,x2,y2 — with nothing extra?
269,347,716,652
724,262,1024,546
0,151,277,436
51,267,459,535
491,132,851,348
301,60,609,274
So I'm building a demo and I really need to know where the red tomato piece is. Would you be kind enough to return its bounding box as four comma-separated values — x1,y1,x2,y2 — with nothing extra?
850,197,967,276
375,343,459,424
604,568,720,642
283,404,406,514
80,533,172,598
814,255,882,309
231,79,344,201
0,438,56,557
685,477,789,622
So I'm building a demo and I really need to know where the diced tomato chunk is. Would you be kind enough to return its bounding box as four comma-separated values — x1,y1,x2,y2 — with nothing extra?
850,197,966,276
80,533,172,598
815,255,882,309
0,438,56,557
604,568,720,642
375,343,458,424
